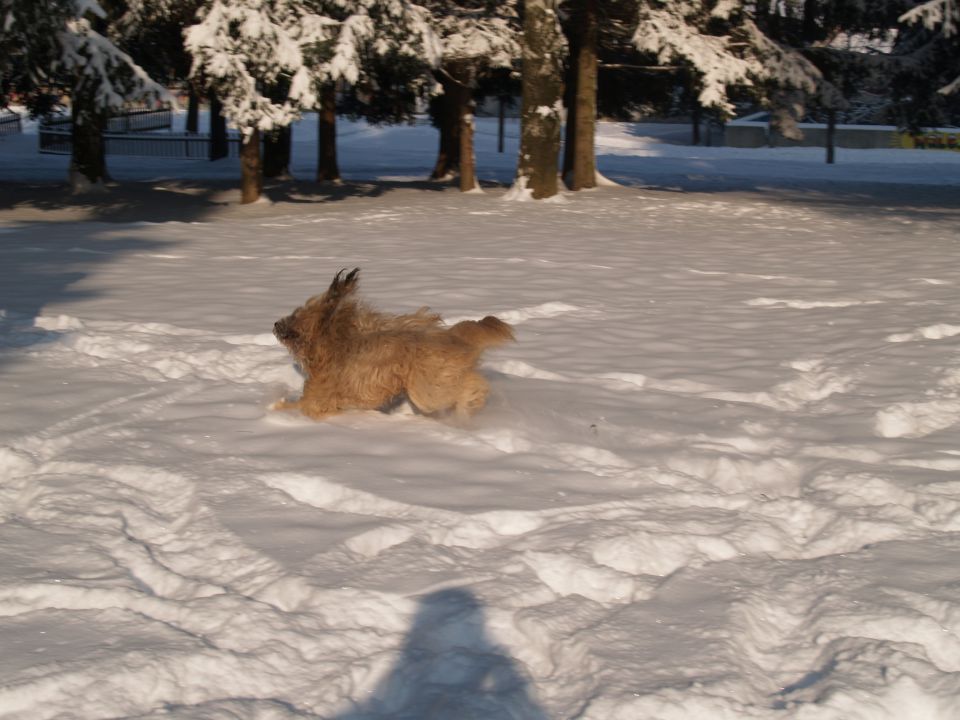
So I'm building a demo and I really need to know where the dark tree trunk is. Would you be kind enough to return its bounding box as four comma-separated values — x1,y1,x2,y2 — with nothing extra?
570,0,598,191
69,80,109,190
561,38,578,182
691,101,702,146
444,62,477,192
826,108,836,164
186,87,199,133
516,0,563,199
209,92,228,160
264,80,292,179
240,128,262,204
498,96,506,153
317,83,340,183
263,125,292,179
430,69,462,180
802,0,819,43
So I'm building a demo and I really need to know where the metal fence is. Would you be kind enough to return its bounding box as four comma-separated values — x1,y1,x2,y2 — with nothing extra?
106,108,172,132
0,109,22,136
38,126,242,158
34,106,253,158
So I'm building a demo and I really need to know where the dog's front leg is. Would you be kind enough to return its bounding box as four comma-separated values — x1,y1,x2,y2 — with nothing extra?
271,395,339,420
271,397,304,412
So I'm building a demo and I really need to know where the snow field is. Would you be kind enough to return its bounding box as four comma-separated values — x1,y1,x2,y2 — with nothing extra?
2,121,960,718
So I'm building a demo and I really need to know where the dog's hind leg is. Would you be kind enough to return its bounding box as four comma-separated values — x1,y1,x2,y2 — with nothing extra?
454,372,490,420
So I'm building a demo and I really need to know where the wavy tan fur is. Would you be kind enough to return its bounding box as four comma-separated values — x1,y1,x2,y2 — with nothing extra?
273,269,514,420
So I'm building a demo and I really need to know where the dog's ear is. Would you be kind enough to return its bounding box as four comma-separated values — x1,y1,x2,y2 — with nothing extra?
327,267,360,300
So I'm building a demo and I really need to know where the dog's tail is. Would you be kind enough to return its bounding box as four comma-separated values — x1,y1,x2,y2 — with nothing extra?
449,316,515,350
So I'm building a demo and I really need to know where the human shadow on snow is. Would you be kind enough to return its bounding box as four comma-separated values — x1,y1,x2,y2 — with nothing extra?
333,588,549,720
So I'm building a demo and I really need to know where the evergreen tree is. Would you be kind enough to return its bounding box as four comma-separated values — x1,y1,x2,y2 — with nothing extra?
562,0,600,190
185,0,335,202
901,0,960,95
305,0,440,184
422,0,520,191
118,0,205,131
1,0,169,190
510,0,565,200
635,1,821,138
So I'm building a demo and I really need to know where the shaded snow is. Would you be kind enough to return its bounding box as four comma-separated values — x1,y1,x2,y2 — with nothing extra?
1,115,960,719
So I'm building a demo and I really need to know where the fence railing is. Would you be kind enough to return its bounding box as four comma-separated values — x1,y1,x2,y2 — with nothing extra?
38,126,242,158
107,108,172,132
0,109,22,136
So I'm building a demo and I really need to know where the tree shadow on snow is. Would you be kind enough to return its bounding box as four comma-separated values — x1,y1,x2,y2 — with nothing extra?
0,177,483,225
334,588,549,720
0,227,173,365
593,166,960,223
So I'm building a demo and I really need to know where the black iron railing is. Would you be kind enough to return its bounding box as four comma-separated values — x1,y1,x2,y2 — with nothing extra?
38,126,243,158
0,109,22,135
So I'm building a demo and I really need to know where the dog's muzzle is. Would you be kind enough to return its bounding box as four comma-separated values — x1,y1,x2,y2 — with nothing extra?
274,319,295,342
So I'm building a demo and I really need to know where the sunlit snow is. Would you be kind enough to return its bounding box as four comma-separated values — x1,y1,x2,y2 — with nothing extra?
1,114,960,719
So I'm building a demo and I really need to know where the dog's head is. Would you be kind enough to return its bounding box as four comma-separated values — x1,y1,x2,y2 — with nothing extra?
274,268,360,364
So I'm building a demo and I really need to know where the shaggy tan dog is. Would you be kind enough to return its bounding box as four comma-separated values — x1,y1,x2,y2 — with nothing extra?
273,268,514,420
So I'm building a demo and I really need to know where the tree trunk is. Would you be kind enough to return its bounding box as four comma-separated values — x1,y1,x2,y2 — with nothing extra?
802,0,819,43
826,108,836,164
570,0,598,191
209,92,228,160
691,101,702,146
514,0,563,200
430,69,462,181
264,80,292,179
460,97,477,192
445,62,477,192
186,87,199,133
317,83,340,183
69,80,108,191
498,96,506,153
263,125,292,179
240,128,262,204
561,38,578,183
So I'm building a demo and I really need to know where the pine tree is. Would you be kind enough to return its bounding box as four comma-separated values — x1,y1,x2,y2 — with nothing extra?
423,0,520,191
185,0,336,202
304,0,441,184
635,1,821,138
902,0,960,95
510,0,565,200
560,0,607,190
1,0,169,190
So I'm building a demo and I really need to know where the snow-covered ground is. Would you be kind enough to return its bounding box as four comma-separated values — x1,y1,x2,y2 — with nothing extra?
1,116,960,719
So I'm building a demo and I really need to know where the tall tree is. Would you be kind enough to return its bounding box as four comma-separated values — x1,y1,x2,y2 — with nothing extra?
1,0,169,190
424,0,520,191
305,0,441,184
635,1,822,139
510,0,565,200
562,0,599,190
901,0,960,94
185,0,335,203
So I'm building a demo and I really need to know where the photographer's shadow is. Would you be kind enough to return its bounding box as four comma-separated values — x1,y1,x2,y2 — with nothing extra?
335,588,549,720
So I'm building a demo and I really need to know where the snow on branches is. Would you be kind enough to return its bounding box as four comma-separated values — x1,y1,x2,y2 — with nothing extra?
185,0,336,134
428,2,519,68
634,0,820,116
185,0,442,135
902,0,960,37
2,0,170,109
901,0,960,94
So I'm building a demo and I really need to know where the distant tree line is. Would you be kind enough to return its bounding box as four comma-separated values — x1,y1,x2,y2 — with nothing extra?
1,0,958,201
